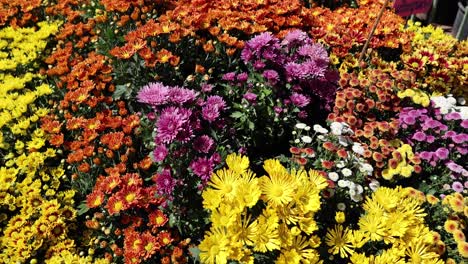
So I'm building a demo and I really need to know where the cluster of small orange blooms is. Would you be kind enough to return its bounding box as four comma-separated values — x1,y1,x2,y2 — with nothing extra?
328,69,422,178
0,0,42,27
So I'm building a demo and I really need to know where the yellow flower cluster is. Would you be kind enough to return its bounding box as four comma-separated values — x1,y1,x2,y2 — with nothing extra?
397,88,430,107
381,143,415,180
0,21,60,71
401,21,467,97
325,186,443,263
441,193,468,259
199,153,329,264
0,22,103,263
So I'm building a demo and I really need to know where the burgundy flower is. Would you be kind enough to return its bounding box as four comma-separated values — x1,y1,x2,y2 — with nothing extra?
155,169,176,196
193,135,214,153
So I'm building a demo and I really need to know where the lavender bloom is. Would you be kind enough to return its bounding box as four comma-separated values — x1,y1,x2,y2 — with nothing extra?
253,60,266,70
137,82,170,106
290,93,310,108
443,130,456,139
285,62,307,81
193,135,214,153
202,105,220,122
447,161,465,174
461,120,468,129
426,135,435,143
190,157,214,181
168,87,198,104
155,169,176,196
240,48,253,62
452,181,464,192
281,30,311,50
156,107,192,144
263,70,279,85
298,44,329,65
303,59,326,77
206,95,226,109
153,144,168,162
243,92,257,103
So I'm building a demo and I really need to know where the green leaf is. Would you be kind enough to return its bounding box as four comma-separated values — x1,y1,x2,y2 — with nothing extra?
248,121,255,131
113,84,128,100
230,111,243,118
189,247,201,262
77,202,89,216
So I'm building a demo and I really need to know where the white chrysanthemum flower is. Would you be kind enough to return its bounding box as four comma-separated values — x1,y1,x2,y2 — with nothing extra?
313,124,328,134
337,180,349,188
301,136,312,143
330,122,344,135
336,161,346,169
369,179,380,191
328,172,339,182
341,168,352,177
295,123,307,129
352,143,364,155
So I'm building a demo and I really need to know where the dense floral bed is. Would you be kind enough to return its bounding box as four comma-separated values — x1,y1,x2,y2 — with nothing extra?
0,0,467,263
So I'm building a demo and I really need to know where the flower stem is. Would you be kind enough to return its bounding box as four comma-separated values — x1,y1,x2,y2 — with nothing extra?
358,0,390,63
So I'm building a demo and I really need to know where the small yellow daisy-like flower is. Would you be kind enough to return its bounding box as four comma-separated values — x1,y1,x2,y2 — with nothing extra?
452,229,466,243
457,241,468,258
426,194,439,205
225,153,249,175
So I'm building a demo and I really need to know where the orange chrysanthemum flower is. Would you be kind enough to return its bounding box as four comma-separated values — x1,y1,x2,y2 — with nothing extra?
106,195,126,215
148,210,168,228
86,191,105,208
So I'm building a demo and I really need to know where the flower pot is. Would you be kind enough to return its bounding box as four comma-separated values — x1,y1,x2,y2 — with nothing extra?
452,1,468,40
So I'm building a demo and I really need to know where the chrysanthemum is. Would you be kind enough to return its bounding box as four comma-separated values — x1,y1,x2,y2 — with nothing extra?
325,225,355,258
154,169,176,196
225,153,249,175
290,93,310,108
153,144,168,162
405,240,440,263
208,168,240,201
86,191,105,208
168,86,198,104
308,169,328,190
156,106,191,143
193,135,214,153
444,220,458,233
190,157,214,181
260,167,296,207
137,82,170,106
106,195,125,215
457,241,468,258
199,227,230,264
358,213,386,241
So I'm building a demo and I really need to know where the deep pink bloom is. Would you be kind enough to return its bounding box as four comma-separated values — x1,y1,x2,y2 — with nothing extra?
452,133,468,144
168,87,198,104
193,135,214,153
190,157,214,181
419,151,433,161
263,70,279,84
156,107,192,144
434,147,449,160
155,169,176,196
243,92,257,103
222,72,236,81
290,93,310,108
444,112,462,120
412,131,427,142
237,72,249,83
153,145,168,162
201,83,214,93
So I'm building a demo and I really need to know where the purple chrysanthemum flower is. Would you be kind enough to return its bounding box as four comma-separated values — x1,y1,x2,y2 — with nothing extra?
193,135,214,153
243,92,257,103
303,59,326,77
461,120,468,129
447,161,464,173
285,62,307,81
222,72,236,81
168,87,199,104
452,181,464,192
426,135,435,143
419,151,433,161
444,112,462,120
137,82,170,106
412,131,427,141
274,106,283,114
153,144,168,162
253,60,266,70
156,107,192,144
290,93,310,108
205,95,226,110
281,30,311,49
155,169,176,196
402,115,416,125
457,147,468,155
434,147,449,160
202,105,220,122
263,69,279,85
201,83,214,93
237,72,249,83
452,133,468,144
190,157,214,181
246,32,277,53
297,44,329,65
443,130,456,139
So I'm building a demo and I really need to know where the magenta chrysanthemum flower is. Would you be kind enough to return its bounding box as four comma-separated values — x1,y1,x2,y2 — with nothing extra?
419,151,433,161
412,131,427,141
444,112,462,120
153,144,168,162
243,92,257,103
434,147,449,160
290,93,310,108
281,29,310,49
285,62,307,81
201,83,214,93
446,161,464,173
155,169,176,196
236,72,249,83
137,82,170,106
205,96,226,109
222,72,236,81
190,157,214,181
168,87,198,104
156,107,192,144
298,44,329,65
461,120,468,129
452,133,468,144
245,32,277,53
202,105,220,122
303,59,326,77
263,69,279,84
193,135,214,153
